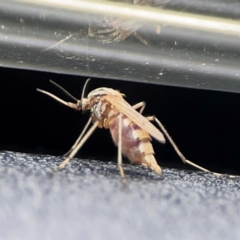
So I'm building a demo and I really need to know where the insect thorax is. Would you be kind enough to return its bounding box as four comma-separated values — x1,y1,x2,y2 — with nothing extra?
87,88,122,128
87,87,121,98
89,97,117,128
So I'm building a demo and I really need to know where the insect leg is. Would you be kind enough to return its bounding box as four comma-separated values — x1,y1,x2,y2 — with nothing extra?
42,33,75,52
118,113,125,178
63,117,92,157
133,32,148,45
146,116,237,178
132,101,146,114
55,121,99,171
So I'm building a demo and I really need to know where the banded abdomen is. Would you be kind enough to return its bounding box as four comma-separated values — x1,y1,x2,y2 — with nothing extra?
108,114,162,174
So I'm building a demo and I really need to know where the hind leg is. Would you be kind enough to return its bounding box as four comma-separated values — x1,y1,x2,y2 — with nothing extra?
146,115,238,178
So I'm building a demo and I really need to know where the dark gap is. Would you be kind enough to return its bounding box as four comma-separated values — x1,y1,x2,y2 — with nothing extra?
0,66,240,174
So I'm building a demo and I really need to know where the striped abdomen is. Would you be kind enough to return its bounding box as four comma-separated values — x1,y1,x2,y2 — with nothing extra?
108,115,162,175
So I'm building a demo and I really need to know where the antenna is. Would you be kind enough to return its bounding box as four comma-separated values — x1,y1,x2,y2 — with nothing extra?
81,78,91,109
50,80,78,102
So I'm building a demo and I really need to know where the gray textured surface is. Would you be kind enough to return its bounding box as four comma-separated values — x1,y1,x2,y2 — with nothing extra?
0,151,240,240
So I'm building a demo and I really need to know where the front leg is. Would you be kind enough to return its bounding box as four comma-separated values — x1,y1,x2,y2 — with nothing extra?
117,113,125,178
56,121,99,171
63,117,92,157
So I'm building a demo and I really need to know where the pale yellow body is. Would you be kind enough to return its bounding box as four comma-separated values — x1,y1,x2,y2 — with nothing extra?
84,90,163,175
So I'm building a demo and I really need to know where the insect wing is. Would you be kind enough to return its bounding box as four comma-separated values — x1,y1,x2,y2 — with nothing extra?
104,95,166,143
110,18,145,41
88,0,169,43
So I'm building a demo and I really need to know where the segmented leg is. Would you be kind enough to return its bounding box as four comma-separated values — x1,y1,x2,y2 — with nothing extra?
146,116,238,178
55,121,99,171
38,80,95,157
118,113,124,178
133,32,148,45
132,101,146,114
132,101,238,178
63,117,92,157
42,33,75,52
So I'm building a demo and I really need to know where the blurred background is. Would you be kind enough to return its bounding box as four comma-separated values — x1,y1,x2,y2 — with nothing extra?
0,0,240,174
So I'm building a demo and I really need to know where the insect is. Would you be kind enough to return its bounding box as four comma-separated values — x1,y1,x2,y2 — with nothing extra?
88,0,169,44
37,79,231,178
